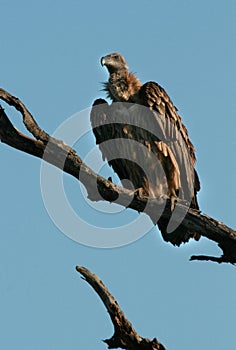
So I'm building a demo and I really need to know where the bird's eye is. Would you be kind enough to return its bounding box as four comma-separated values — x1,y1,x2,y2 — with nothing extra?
114,55,119,59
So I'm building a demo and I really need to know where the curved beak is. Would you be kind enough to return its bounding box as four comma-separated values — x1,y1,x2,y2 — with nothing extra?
101,56,107,66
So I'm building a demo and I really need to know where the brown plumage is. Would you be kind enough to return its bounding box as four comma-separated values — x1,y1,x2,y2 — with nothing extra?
91,53,200,246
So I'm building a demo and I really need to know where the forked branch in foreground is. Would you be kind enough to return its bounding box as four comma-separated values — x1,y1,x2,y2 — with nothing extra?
76,266,166,350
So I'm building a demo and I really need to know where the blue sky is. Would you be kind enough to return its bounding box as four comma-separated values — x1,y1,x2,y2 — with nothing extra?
1,1,236,349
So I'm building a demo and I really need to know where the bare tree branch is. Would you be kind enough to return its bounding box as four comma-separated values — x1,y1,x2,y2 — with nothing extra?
76,266,166,350
1,88,236,263
190,255,236,264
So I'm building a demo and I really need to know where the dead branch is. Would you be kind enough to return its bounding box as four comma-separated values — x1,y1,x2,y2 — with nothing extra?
76,266,166,350
1,88,236,263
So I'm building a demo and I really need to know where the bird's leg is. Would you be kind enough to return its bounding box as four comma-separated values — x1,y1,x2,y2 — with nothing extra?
170,195,178,211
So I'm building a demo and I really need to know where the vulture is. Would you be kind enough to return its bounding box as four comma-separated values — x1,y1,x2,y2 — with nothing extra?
90,52,200,246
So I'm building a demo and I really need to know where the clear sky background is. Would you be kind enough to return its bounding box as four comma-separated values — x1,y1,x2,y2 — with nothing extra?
1,1,236,349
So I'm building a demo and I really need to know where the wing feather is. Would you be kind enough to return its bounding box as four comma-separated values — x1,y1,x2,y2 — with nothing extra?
90,82,200,245
139,81,199,205
91,100,181,199
140,82,196,164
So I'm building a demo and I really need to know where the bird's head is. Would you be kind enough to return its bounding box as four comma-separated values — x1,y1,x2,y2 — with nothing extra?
101,53,128,74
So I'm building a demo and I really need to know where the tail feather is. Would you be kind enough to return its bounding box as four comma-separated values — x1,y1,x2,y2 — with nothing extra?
157,216,200,246
157,198,200,246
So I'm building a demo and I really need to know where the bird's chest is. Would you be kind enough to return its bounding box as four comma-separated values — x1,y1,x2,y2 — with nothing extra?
108,77,130,102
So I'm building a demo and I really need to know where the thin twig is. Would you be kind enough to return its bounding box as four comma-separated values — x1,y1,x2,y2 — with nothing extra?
190,255,236,264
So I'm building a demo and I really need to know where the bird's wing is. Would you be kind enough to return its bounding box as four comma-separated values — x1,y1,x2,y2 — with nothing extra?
90,99,144,187
139,81,200,207
90,98,181,199
140,82,196,162
90,94,200,245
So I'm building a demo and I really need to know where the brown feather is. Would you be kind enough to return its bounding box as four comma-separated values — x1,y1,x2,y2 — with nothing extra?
91,53,201,245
